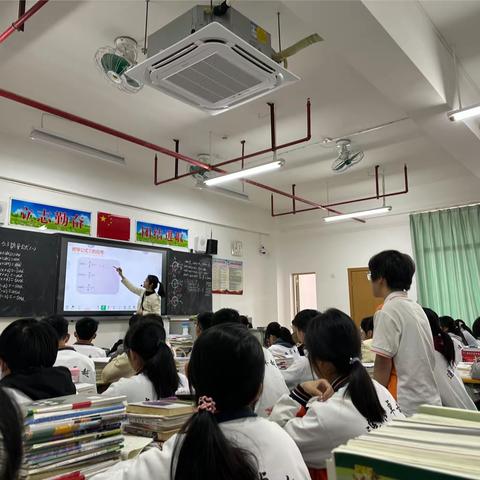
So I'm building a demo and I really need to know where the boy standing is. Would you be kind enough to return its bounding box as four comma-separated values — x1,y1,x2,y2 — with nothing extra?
369,250,441,416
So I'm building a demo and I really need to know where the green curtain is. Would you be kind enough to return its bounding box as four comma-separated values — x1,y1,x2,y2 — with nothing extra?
410,205,480,327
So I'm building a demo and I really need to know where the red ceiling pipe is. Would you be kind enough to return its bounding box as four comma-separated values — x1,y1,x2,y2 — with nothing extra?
0,0,49,44
271,165,408,217
0,88,358,219
153,98,311,185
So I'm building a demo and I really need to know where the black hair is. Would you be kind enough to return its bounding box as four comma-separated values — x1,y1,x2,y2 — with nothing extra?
264,321,281,346
197,312,214,332
211,308,241,326
424,308,455,366
360,316,374,335
0,387,23,480
75,317,99,340
42,314,69,341
439,315,456,333
128,314,142,328
124,320,179,399
146,275,166,297
368,250,415,291
173,324,264,480
305,309,386,424
292,309,320,333
456,319,475,336
278,327,294,346
239,315,252,329
142,313,164,325
473,317,480,339
0,318,57,372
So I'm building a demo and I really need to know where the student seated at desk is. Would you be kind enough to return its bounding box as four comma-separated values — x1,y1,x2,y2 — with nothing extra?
0,319,76,404
211,308,289,418
439,315,465,364
92,324,310,480
194,311,213,337
265,322,300,363
102,314,164,384
424,308,476,410
282,309,319,390
103,320,188,403
270,309,404,478
360,316,376,363
0,387,23,480
42,315,96,387
73,317,107,358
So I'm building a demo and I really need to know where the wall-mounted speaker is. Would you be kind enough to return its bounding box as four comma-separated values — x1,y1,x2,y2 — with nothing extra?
206,239,218,255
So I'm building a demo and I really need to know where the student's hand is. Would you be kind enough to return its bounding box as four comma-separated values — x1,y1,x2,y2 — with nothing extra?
114,267,124,278
300,379,334,401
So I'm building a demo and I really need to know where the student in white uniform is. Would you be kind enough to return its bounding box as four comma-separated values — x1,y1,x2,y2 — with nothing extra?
265,322,300,364
73,317,107,358
360,316,376,363
211,309,289,417
282,309,319,390
103,320,188,402
92,324,311,480
115,267,165,316
0,387,23,480
270,309,404,478
368,250,441,416
424,308,476,410
439,315,465,364
42,315,96,386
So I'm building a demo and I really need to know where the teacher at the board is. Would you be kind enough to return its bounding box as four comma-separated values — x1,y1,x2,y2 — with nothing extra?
114,267,165,315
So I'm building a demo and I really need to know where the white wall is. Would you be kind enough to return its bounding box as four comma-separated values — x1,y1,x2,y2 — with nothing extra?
274,214,417,326
0,131,278,347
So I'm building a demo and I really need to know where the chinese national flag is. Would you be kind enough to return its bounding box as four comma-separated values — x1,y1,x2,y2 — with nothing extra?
97,212,130,241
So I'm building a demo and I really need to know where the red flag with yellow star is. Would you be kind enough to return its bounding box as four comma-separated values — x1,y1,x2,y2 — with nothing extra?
97,212,130,241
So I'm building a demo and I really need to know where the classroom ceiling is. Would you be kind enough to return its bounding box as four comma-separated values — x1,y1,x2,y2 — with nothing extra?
1,0,480,220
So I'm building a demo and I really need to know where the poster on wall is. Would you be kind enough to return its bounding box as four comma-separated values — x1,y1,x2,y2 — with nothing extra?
212,258,243,295
97,212,130,241
9,198,91,235
136,220,188,248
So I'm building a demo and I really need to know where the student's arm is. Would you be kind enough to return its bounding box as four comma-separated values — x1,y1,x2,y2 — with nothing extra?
91,436,174,479
374,354,393,388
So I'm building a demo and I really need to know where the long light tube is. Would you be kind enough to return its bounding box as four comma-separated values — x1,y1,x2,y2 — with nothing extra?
447,103,480,122
30,129,126,165
204,159,285,186
324,206,392,223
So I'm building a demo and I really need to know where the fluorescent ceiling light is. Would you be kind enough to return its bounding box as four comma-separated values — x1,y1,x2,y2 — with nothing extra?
195,181,250,202
324,206,392,223
204,159,285,186
30,129,125,165
447,103,480,122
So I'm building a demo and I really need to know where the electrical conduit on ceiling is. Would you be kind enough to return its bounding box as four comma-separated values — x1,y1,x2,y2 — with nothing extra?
0,88,363,222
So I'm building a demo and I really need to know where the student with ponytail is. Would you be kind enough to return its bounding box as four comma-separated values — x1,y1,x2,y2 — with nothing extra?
424,308,476,410
92,324,310,480
102,320,188,402
270,309,403,478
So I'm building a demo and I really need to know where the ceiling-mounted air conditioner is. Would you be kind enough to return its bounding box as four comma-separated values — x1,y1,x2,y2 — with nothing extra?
126,6,299,115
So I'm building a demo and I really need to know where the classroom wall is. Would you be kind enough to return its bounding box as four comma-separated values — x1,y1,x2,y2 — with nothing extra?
274,214,417,326
0,131,278,347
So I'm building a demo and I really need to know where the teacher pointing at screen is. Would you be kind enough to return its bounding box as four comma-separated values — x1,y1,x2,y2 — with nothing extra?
114,267,165,315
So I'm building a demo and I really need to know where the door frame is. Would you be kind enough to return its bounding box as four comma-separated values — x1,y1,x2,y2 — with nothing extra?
291,272,316,317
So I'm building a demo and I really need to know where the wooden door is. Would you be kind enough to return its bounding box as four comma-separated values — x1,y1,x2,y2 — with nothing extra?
348,267,383,327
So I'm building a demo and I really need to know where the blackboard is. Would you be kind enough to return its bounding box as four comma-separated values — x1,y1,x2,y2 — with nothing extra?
0,228,59,317
166,251,212,315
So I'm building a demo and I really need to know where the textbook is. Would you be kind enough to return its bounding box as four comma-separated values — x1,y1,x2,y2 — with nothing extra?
22,394,126,480
331,405,480,480
126,399,194,417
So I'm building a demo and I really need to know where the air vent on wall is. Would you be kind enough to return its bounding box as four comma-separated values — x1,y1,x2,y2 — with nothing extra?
126,22,299,115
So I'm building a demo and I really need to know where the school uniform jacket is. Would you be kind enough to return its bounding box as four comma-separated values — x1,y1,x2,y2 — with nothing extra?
432,351,476,410
73,344,107,359
91,415,311,480
255,348,289,417
122,277,161,315
55,347,97,385
281,356,317,390
102,372,189,403
269,379,404,469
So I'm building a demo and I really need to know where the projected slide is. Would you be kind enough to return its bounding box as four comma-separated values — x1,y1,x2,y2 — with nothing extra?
63,241,163,313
